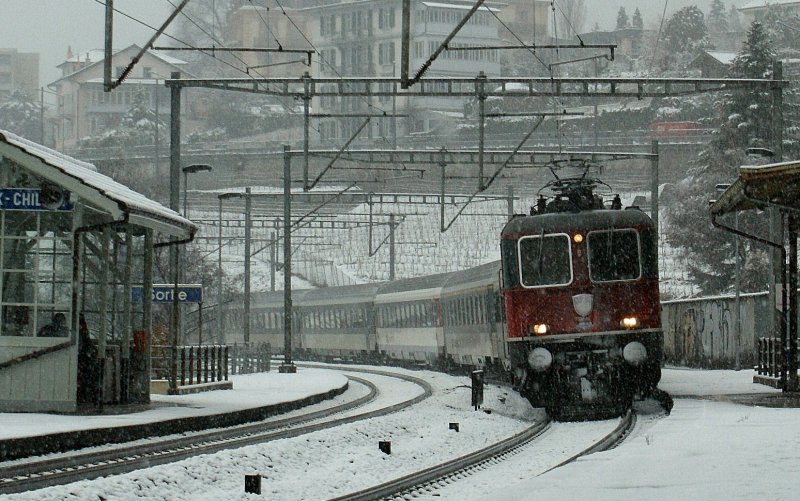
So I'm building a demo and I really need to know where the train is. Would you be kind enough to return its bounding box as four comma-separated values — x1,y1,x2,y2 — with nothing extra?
215,167,663,420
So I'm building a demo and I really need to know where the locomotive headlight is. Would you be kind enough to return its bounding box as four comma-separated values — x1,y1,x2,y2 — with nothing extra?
623,341,648,365
528,347,553,372
573,233,584,244
532,323,549,335
621,316,639,329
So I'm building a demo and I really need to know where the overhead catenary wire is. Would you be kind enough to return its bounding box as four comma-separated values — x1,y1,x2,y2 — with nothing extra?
262,0,414,176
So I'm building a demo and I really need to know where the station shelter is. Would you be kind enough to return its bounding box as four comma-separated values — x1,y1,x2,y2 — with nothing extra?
710,160,800,392
0,130,196,412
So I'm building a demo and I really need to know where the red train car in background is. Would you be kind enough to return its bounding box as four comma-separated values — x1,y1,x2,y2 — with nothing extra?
650,121,703,137
500,167,663,419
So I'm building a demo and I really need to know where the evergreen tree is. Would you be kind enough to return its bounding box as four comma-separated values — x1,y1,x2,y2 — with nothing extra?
665,22,785,295
708,0,729,33
719,22,775,151
616,7,629,30
760,9,800,56
632,8,644,29
0,91,41,142
663,6,711,54
78,86,165,149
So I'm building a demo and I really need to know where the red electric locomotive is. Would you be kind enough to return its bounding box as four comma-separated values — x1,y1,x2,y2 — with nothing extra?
501,167,663,419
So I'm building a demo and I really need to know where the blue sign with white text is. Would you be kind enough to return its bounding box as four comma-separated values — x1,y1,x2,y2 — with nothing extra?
0,188,73,211
131,284,204,304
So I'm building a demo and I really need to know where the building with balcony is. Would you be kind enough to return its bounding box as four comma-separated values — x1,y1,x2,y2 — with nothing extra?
307,0,505,142
0,49,39,101
47,45,192,150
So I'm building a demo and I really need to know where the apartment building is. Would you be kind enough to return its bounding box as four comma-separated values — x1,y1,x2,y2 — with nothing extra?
47,45,191,150
0,49,39,101
310,0,504,142
739,0,800,24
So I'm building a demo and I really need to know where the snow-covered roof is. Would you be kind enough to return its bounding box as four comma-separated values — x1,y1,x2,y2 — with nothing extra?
51,45,190,87
740,0,800,11
710,159,800,215
63,48,186,67
705,51,737,65
0,129,196,240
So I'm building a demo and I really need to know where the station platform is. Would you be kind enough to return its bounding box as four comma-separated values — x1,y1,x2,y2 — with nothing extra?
660,366,800,408
0,368,349,462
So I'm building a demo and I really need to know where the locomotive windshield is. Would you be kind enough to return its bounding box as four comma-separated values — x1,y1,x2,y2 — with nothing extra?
588,229,641,282
518,234,572,287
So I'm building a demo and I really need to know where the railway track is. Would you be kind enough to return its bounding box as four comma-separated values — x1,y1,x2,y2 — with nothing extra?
0,368,432,495
335,409,637,501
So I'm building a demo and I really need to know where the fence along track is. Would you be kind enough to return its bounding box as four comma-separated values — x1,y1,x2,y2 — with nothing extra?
0,369,432,495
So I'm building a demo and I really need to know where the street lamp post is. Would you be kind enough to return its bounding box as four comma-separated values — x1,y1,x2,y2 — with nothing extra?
182,164,212,346
182,164,212,217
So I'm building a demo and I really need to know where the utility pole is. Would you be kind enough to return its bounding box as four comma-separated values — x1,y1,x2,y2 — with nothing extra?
168,71,181,394
280,146,296,373
389,213,396,281
244,187,252,345
217,196,224,344
770,60,789,390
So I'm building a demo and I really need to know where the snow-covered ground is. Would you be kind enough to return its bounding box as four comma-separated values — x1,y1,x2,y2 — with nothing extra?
2,367,797,500
0,369,348,440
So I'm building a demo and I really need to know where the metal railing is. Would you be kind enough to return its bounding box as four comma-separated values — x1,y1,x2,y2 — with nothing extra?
756,337,783,379
151,342,271,385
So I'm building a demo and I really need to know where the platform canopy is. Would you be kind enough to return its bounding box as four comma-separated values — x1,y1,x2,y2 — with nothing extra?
710,158,800,393
710,160,800,216
0,130,196,240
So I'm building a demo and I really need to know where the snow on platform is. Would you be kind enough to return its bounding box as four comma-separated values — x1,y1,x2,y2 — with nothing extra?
0,368,348,441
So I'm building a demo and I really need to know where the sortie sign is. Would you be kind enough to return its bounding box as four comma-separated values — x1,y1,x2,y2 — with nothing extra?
131,284,203,304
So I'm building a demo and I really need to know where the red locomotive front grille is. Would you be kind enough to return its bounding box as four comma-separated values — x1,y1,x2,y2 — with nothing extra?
503,279,660,339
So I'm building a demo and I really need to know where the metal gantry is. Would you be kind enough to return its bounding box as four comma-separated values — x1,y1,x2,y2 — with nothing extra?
162,70,786,378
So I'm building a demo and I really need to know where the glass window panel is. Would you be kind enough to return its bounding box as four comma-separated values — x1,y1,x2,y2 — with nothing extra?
588,229,641,282
518,234,572,287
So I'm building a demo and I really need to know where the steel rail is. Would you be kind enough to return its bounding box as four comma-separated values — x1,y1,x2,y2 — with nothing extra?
336,409,637,500
540,409,637,475
0,369,431,495
332,419,551,501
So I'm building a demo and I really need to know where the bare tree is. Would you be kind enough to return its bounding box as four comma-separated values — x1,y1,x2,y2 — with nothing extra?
554,0,587,36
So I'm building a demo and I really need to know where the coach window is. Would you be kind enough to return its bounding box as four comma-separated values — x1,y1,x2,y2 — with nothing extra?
518,234,572,287
588,229,641,282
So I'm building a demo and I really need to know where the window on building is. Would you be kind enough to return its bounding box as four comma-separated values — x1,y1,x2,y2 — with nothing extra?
378,42,395,65
379,7,396,29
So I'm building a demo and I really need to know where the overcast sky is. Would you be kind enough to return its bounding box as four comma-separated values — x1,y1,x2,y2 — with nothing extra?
1,0,752,90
